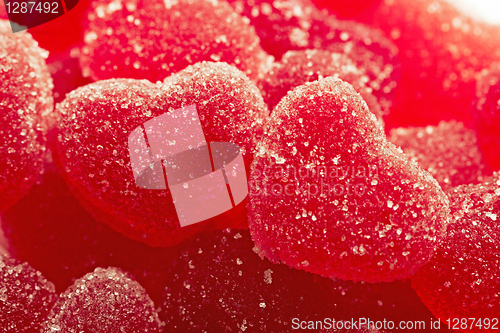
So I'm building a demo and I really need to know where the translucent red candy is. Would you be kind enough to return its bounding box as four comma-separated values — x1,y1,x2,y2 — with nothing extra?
81,0,269,83
358,0,500,128
0,20,53,212
160,228,342,332
42,267,161,332
53,62,267,247
0,255,57,332
312,0,382,19
2,160,178,304
473,63,500,171
248,77,450,283
411,174,500,324
259,49,384,119
389,121,489,191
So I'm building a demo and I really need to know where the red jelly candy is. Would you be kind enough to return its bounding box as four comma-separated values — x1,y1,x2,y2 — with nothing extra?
312,0,382,19
228,0,399,111
389,121,489,191
81,0,270,83
411,174,500,326
42,267,161,332
473,63,500,171
358,0,500,128
248,77,450,283
53,62,267,247
160,228,342,332
0,255,57,332
2,159,178,304
0,20,53,212
259,49,384,119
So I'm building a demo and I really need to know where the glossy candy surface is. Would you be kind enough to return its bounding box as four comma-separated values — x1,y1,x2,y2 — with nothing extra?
248,77,450,283
0,20,53,212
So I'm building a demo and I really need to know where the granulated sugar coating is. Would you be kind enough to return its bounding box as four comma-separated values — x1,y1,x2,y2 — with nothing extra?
160,228,341,332
42,267,161,333
312,0,382,18
228,0,399,112
0,20,53,212
54,62,266,247
259,49,384,120
358,0,500,128
411,174,500,327
81,0,269,83
0,255,57,332
389,121,489,191
248,77,450,283
473,63,500,171
2,160,179,305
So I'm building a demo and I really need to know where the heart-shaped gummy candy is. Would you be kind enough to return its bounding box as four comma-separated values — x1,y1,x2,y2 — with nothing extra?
0,20,53,212
248,77,450,283
53,62,268,247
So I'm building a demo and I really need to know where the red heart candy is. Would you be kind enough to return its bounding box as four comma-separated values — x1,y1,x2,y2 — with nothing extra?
0,20,53,212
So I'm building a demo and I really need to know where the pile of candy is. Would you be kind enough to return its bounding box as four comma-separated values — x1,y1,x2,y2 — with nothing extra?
1,0,499,332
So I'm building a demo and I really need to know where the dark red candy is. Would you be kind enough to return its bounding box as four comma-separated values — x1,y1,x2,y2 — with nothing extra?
259,49,384,119
47,49,93,103
473,63,500,171
53,62,267,247
0,255,57,332
412,174,500,325
0,20,53,212
81,0,270,83
2,159,178,304
389,121,489,191
160,228,341,332
42,267,161,332
248,77,450,282
359,0,500,128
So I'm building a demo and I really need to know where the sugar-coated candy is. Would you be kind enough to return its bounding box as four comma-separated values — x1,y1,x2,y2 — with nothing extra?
42,267,161,332
160,228,341,332
81,0,269,83
248,77,450,282
2,159,178,304
259,49,384,119
53,62,266,247
358,0,500,128
389,121,489,191
48,49,93,103
473,63,500,171
0,255,57,332
228,0,399,111
411,174,500,327
0,20,53,212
